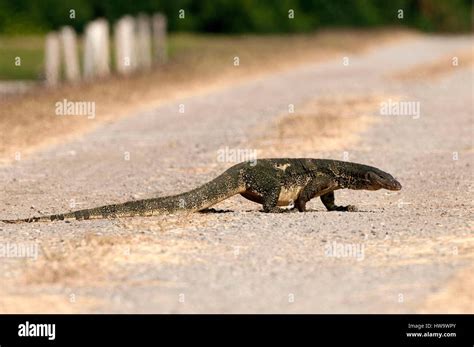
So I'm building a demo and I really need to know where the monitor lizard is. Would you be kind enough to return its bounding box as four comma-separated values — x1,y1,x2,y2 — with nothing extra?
1,158,401,223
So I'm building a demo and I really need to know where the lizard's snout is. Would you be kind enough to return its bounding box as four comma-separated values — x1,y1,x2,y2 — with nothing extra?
389,180,402,191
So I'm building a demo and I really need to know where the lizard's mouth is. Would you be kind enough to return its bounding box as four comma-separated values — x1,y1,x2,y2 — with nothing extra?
367,171,402,191
386,179,402,191
371,174,402,191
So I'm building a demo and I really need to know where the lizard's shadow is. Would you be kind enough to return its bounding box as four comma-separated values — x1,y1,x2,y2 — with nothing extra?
199,208,234,214
199,208,378,214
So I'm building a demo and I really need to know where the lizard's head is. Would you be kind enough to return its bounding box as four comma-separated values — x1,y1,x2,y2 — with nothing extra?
363,169,402,191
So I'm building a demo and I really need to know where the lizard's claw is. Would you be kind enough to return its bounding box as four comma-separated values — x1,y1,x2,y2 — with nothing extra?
346,205,358,212
332,205,358,212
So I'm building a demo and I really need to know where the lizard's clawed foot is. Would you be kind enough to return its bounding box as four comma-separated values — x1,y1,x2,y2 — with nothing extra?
263,207,292,213
330,205,358,212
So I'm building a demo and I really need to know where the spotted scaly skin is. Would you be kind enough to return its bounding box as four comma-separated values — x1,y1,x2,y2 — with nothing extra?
2,159,401,223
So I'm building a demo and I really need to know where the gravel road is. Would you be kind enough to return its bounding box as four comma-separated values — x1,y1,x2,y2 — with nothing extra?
0,34,472,313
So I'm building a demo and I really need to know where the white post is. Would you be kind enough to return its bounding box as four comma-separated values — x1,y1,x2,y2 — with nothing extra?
136,13,152,70
152,13,167,64
83,18,110,79
60,26,80,82
114,16,136,75
44,32,60,86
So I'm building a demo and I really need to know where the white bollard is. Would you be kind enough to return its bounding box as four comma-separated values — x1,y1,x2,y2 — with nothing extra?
83,18,110,79
136,13,152,70
60,26,80,82
114,16,136,75
44,32,61,86
152,13,167,64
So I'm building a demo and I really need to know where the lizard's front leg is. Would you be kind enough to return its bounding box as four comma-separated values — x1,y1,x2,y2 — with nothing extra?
320,191,357,212
262,187,289,213
295,177,337,213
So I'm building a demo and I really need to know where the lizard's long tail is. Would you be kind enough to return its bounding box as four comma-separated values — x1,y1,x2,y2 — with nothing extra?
2,168,245,223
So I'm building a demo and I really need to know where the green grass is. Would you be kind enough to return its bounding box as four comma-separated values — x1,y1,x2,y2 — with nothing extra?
0,33,189,80
0,30,399,80
0,35,44,80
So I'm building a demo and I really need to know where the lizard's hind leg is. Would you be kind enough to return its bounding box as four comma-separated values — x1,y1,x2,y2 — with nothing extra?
320,191,358,212
260,186,292,213
262,187,288,213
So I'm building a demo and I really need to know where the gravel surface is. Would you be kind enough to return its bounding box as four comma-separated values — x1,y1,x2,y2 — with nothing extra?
0,35,472,313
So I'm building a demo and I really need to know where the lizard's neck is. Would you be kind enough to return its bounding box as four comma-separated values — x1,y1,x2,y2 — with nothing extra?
324,161,370,190
302,159,373,190
337,172,366,189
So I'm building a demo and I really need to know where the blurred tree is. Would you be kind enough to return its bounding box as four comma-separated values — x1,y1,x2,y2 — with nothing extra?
0,0,471,34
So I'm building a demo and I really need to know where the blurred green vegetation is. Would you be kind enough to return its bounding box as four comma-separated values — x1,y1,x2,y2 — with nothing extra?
0,32,264,80
0,36,44,79
0,0,472,34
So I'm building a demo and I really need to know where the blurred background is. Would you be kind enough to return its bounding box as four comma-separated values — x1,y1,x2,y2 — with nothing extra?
0,0,472,159
1,0,472,34
0,0,472,81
